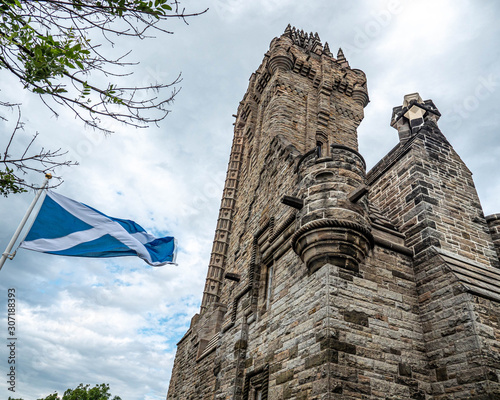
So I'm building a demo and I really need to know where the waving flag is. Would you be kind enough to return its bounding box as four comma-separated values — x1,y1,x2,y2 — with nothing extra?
20,191,176,266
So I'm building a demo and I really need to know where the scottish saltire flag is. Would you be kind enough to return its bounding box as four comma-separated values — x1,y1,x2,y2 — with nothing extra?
20,191,176,266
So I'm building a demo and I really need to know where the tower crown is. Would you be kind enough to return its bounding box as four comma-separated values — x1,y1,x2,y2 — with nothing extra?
283,24,325,55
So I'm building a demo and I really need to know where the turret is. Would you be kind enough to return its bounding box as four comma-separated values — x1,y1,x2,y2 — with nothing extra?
261,27,374,274
292,145,373,273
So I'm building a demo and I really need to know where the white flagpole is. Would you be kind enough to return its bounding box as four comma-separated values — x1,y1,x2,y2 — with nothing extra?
0,173,52,271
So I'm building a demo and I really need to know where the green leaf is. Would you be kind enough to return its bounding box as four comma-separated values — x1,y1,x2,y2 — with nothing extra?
0,168,27,197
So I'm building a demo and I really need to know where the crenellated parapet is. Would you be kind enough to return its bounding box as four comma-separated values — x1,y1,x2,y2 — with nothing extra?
243,25,369,158
284,25,324,54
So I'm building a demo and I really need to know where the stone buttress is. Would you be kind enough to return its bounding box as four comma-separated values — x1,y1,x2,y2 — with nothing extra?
368,93,500,399
167,28,500,400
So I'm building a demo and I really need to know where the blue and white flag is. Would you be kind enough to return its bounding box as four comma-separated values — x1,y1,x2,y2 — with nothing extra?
20,191,176,266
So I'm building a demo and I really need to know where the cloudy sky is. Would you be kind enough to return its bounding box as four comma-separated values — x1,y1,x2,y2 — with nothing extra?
1,0,499,399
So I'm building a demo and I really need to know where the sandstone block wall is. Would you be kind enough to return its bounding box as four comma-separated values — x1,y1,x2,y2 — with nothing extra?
166,27,500,400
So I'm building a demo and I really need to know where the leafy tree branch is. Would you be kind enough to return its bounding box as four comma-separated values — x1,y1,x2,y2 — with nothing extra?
1,106,76,196
0,0,207,131
0,0,206,195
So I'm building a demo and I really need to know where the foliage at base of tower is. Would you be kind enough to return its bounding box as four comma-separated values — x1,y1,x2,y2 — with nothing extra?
8,382,121,400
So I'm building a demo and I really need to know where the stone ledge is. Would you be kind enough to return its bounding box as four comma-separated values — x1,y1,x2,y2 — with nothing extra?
430,247,500,303
196,333,220,362
373,236,413,257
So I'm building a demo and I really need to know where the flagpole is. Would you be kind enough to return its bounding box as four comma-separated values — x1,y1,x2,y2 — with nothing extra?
0,173,52,271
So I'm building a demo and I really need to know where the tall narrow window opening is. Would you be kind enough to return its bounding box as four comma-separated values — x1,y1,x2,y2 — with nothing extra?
316,141,323,157
315,131,328,157
259,262,274,312
265,264,274,310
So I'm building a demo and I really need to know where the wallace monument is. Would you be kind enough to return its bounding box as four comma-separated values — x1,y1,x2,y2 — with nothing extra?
166,26,500,399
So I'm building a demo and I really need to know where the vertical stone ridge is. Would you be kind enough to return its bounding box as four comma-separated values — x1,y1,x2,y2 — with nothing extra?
200,127,245,313
486,214,500,259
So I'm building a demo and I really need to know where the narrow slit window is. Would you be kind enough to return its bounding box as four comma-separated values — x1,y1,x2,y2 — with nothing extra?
264,263,274,309
315,131,328,157
316,141,323,157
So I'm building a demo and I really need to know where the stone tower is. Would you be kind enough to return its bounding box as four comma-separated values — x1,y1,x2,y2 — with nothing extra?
167,27,500,400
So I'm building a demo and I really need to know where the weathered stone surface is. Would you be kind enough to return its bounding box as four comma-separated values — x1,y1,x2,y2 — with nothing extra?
167,27,500,400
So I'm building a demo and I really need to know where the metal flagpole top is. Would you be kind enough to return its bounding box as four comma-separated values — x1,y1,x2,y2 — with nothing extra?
0,174,52,271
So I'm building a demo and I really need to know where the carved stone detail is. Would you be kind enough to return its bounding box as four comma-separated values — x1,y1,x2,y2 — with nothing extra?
292,218,373,273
